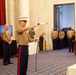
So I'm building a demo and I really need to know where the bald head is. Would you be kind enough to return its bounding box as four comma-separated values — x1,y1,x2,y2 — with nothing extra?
69,27,72,30
4,24,9,30
53,28,56,31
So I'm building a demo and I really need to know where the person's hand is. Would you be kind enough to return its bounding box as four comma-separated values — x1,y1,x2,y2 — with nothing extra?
35,23,40,26
37,23,40,25
8,41,12,44
34,39,38,43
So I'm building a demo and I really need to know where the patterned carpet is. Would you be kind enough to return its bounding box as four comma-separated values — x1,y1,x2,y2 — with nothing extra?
0,48,76,75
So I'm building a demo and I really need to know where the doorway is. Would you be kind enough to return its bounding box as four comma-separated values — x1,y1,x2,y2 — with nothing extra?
54,3,75,48
54,3,75,31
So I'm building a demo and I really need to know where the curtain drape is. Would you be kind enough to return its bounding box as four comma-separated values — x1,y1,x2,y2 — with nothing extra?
0,0,6,25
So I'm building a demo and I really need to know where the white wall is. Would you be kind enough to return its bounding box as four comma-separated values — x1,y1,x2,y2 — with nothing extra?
5,0,19,40
29,0,52,50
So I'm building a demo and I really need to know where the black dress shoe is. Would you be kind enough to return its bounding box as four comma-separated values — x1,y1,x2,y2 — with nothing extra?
8,62,14,64
3,63,8,65
69,51,71,53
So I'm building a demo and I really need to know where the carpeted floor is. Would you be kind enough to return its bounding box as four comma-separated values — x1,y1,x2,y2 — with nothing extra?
0,48,76,75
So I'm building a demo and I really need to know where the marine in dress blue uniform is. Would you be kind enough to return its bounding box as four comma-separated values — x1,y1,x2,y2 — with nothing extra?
16,17,38,75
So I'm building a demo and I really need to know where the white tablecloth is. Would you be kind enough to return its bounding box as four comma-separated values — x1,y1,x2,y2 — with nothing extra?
28,41,38,55
66,64,76,75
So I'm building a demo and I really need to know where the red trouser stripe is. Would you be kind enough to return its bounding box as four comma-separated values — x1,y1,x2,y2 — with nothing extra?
18,46,22,75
